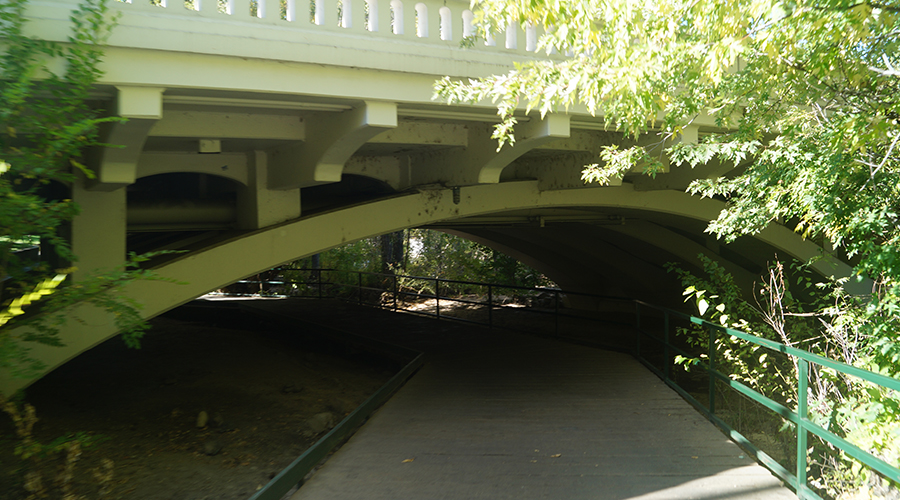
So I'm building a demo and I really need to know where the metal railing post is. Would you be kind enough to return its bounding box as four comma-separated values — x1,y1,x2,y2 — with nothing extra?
635,302,641,358
554,290,560,337
708,326,717,415
797,358,809,498
317,269,323,299
392,274,398,310
487,284,493,328
663,312,670,382
435,278,440,320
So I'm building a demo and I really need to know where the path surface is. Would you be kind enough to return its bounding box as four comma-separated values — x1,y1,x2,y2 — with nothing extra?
246,299,796,500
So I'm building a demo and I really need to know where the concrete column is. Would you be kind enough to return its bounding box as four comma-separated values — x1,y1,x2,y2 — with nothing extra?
238,150,301,229
70,173,127,281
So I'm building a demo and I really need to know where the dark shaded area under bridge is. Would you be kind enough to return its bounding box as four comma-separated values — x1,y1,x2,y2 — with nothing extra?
242,298,795,500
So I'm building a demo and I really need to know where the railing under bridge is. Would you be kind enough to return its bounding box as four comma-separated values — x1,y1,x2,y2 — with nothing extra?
224,268,899,500
219,267,637,350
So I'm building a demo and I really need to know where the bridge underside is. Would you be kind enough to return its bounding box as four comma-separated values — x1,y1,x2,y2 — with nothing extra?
9,176,848,394
4,0,855,394
10,86,851,394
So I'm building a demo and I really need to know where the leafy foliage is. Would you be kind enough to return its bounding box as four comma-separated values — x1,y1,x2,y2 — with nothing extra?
400,229,552,290
672,257,899,497
0,0,172,379
1,393,115,499
286,229,552,293
436,0,900,371
1,0,116,313
435,0,899,495
0,3,183,497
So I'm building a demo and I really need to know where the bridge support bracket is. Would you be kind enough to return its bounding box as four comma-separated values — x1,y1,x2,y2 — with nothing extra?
88,86,164,191
268,101,398,190
478,114,571,184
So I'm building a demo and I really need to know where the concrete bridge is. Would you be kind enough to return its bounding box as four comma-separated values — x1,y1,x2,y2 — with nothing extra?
6,0,852,393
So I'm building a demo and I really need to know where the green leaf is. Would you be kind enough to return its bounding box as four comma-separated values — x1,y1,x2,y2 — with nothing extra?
697,298,709,316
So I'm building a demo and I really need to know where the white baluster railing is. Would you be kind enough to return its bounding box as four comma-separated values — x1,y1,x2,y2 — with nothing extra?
108,0,545,56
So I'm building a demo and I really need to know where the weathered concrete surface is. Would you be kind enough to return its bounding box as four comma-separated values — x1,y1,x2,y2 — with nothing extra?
246,300,796,500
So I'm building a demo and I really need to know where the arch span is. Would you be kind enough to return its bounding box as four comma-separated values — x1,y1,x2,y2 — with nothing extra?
3,180,851,394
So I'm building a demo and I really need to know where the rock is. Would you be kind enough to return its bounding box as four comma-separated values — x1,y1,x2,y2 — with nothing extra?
196,411,209,428
211,413,226,428
202,439,222,456
306,412,334,434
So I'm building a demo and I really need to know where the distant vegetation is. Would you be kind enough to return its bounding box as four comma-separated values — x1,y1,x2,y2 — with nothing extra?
285,229,555,291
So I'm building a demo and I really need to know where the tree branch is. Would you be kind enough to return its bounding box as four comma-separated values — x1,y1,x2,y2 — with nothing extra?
810,1,900,13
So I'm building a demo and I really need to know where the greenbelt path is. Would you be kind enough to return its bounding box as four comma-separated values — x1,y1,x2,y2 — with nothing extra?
247,299,796,500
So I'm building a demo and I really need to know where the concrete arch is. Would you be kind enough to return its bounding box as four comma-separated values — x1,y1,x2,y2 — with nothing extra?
151,180,833,310
5,180,854,395
446,226,682,302
135,152,249,186
443,218,767,306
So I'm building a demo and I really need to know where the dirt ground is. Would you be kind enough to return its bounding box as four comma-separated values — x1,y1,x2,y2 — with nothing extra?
0,302,397,500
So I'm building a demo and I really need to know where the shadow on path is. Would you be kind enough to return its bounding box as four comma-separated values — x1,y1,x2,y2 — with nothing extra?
244,298,796,500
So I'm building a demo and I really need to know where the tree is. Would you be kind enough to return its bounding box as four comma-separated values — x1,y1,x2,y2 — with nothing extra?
380,231,405,275
0,2,175,496
437,0,898,367
436,0,898,495
0,0,157,379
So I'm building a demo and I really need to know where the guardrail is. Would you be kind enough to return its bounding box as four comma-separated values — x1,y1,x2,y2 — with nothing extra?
634,301,900,500
223,267,635,349
226,268,900,499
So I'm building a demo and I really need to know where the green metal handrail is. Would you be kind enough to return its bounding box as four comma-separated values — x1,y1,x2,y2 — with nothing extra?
634,301,900,500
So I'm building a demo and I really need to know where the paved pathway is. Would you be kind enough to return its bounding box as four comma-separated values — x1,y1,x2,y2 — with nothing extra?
247,299,796,500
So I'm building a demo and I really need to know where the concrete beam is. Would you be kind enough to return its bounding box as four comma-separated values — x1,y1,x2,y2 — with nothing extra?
268,101,398,189
71,174,126,281
343,156,405,190
627,125,748,191
515,152,621,189
369,120,467,147
602,220,760,289
88,86,164,191
532,128,608,153
136,152,249,186
149,110,305,140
